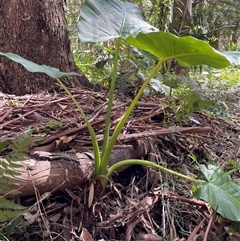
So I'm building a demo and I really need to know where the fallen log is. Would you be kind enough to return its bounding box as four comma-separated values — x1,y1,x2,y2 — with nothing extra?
1,126,212,197
3,144,148,197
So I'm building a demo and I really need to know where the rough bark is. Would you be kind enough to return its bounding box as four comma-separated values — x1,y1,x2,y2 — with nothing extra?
0,0,91,95
10,152,94,197
5,146,149,197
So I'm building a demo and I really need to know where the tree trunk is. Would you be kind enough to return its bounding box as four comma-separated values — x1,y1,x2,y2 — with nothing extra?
0,0,91,95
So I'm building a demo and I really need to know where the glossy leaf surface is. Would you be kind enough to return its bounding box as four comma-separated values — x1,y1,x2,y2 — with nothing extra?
194,165,240,221
78,0,157,42
0,52,80,78
126,32,231,68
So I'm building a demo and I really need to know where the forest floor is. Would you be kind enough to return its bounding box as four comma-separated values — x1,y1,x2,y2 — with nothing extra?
0,77,240,241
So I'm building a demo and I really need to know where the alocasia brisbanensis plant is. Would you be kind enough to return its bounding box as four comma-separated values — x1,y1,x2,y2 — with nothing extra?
1,0,240,221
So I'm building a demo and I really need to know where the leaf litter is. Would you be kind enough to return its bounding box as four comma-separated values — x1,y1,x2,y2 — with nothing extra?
0,85,239,241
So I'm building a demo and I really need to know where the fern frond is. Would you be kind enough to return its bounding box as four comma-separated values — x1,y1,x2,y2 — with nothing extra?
0,199,26,210
0,209,26,222
0,160,9,170
1,168,21,176
0,131,31,224
6,131,31,163
1,176,21,185
0,186,12,195
0,140,11,153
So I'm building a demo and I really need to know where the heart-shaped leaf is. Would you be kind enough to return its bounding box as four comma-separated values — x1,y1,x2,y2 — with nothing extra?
0,52,80,79
126,32,231,69
193,165,240,221
78,0,157,42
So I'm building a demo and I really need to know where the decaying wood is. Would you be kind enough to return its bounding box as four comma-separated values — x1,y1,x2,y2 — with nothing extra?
8,152,93,197
4,145,148,197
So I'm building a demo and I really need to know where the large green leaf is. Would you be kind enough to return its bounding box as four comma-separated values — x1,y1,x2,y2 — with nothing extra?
0,52,80,79
126,32,231,69
193,165,240,221
78,0,157,42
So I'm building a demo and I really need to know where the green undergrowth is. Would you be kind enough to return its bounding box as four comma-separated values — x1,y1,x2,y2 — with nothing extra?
0,132,31,238
197,67,240,117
